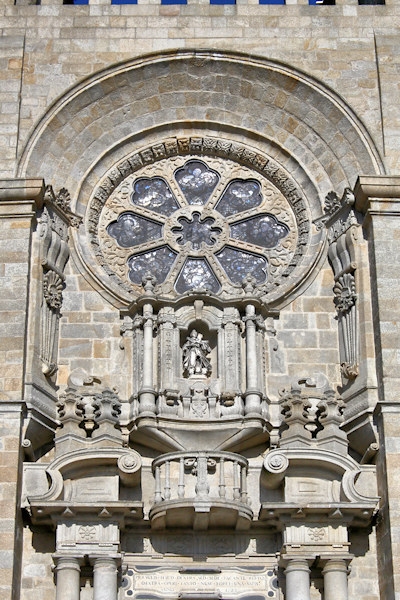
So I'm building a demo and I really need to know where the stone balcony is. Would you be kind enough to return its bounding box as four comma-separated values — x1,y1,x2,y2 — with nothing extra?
149,451,253,531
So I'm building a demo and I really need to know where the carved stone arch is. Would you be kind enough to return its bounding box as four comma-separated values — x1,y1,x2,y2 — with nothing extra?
18,50,384,192
175,303,225,332
17,50,385,311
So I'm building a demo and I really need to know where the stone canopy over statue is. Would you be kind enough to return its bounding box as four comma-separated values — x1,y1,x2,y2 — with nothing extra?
182,330,212,377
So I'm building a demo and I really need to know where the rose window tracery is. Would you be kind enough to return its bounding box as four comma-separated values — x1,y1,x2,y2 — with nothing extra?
96,147,302,301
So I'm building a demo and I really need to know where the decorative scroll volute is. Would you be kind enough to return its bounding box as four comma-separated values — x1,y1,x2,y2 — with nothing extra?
316,188,361,381
38,187,81,377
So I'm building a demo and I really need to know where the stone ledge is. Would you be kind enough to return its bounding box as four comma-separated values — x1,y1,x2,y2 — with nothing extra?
354,175,400,214
0,179,45,215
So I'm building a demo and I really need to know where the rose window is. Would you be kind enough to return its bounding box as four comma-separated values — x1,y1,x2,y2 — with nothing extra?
98,154,298,299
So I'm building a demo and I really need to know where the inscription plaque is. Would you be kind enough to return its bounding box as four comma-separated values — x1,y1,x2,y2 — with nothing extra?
121,566,279,599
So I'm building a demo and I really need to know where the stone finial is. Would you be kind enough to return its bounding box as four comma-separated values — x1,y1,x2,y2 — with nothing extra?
279,385,348,453
316,390,348,454
242,274,257,294
91,389,122,445
279,387,313,448
56,379,123,454
57,389,83,426
142,272,157,295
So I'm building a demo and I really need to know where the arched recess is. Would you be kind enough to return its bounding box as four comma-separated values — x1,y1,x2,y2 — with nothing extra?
17,50,385,308
18,50,384,192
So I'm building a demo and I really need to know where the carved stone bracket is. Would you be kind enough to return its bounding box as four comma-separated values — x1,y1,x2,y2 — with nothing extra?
38,186,81,378
333,273,359,379
316,188,362,381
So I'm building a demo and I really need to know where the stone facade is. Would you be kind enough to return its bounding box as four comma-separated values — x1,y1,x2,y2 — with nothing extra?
1,1,400,599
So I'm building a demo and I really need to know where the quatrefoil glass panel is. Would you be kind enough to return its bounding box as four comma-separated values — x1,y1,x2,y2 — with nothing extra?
101,157,293,296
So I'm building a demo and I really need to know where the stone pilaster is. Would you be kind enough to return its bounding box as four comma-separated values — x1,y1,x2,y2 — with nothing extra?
0,179,44,600
355,176,400,600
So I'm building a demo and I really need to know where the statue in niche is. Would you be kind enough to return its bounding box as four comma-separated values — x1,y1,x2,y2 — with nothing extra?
182,330,212,377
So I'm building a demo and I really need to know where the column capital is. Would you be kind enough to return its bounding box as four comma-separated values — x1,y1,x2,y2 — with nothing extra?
284,557,312,573
284,557,311,600
92,554,120,600
321,556,350,600
53,555,82,600
90,554,122,567
321,558,350,574
53,554,84,569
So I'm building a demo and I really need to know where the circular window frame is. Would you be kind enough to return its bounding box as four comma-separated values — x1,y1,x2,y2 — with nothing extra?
82,135,324,309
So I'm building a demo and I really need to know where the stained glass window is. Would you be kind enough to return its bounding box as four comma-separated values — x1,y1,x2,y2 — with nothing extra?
104,158,291,295
107,213,163,248
131,178,179,216
215,180,262,217
230,214,289,249
175,160,219,206
215,247,268,285
175,259,220,294
127,246,177,285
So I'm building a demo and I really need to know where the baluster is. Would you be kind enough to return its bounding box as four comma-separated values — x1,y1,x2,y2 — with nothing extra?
195,452,210,499
233,460,240,500
219,457,226,498
154,465,162,503
178,457,185,498
240,464,247,503
164,459,171,500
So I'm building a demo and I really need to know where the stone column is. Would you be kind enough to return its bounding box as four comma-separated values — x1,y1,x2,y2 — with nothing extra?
55,556,81,600
93,557,118,600
243,304,262,415
139,302,156,414
322,559,348,600
285,559,311,600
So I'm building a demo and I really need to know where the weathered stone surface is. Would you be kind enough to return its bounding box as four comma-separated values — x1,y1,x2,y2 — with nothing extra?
1,4,400,600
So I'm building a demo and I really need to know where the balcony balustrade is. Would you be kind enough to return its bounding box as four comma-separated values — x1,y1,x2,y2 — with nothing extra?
149,451,253,530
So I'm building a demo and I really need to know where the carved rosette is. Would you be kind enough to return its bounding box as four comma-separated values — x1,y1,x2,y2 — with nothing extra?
333,273,357,313
43,271,64,310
